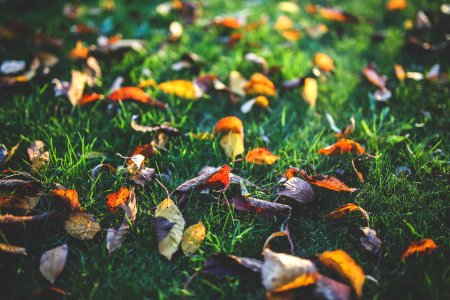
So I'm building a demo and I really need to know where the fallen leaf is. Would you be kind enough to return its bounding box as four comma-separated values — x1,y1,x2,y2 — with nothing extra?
214,116,244,136
394,64,406,81
131,116,180,136
301,77,318,107
0,195,39,215
172,165,228,198
386,0,407,11
319,249,365,298
64,212,101,240
362,64,386,89
0,242,27,255
181,221,206,256
360,227,382,255
78,93,104,105
69,41,89,60
245,53,268,74
306,5,358,23
246,148,279,165
52,189,81,211
220,132,245,160
327,203,370,226
306,24,328,39
129,167,155,187
212,17,242,29
109,87,167,109
262,249,318,293
274,15,293,31
243,73,276,96
229,70,247,96
241,96,269,114
1,60,25,74
39,244,68,284
158,80,203,100
155,198,185,260
276,177,315,205
263,228,294,254
202,253,263,276
313,53,334,72
27,140,49,173
0,142,19,165
401,238,438,260
106,187,137,254
314,274,352,300
352,158,364,183
318,139,366,156
106,187,130,213
227,195,292,221
199,164,231,192
298,170,358,192
169,21,183,42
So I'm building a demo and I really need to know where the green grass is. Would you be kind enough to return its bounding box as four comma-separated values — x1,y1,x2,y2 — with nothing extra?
0,0,449,299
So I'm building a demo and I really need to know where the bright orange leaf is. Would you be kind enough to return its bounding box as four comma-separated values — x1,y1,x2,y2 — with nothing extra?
213,17,242,29
318,139,366,156
52,189,81,211
401,239,438,260
246,148,279,165
214,116,244,136
282,30,302,41
200,164,231,192
106,187,130,213
126,143,155,168
108,87,167,109
313,53,335,72
69,41,89,60
243,73,276,96
78,93,104,105
386,0,407,11
327,203,369,226
319,249,365,298
301,172,358,192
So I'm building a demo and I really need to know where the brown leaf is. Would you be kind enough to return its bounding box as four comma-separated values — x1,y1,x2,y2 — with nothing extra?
0,211,61,225
360,227,382,255
401,238,438,260
64,212,101,240
327,203,370,226
202,253,263,277
314,274,351,300
39,244,68,284
108,87,167,109
0,195,39,215
318,139,366,156
131,116,180,136
227,195,291,221
0,142,19,165
262,249,318,293
319,249,365,298
352,158,364,183
0,242,27,255
276,177,315,205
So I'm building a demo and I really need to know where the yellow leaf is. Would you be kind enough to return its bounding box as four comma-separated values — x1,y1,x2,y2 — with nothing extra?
64,212,101,240
274,15,293,31
181,221,206,256
220,132,244,160
262,249,318,293
155,198,185,260
301,77,318,107
158,80,203,100
319,249,365,298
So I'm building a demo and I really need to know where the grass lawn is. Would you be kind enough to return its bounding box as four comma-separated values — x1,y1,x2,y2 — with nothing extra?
0,0,449,299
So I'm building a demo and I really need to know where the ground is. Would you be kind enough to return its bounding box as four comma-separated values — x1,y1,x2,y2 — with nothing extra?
0,0,449,299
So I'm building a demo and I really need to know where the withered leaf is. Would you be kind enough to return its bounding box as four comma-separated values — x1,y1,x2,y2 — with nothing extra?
327,203,370,226
106,187,130,213
227,195,292,221
181,221,206,256
131,115,180,136
0,242,27,255
64,212,101,240
263,227,294,254
401,238,438,260
220,132,245,160
319,249,365,298
27,140,49,173
298,170,358,192
276,177,315,205
155,198,185,260
246,148,279,165
202,253,263,277
0,195,39,215
108,87,167,109
314,274,351,300
318,139,366,156
262,249,318,293
243,73,276,96
39,244,68,284
360,227,382,255
52,189,81,211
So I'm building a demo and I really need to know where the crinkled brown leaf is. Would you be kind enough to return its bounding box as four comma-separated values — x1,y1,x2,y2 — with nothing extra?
202,253,263,277
64,212,101,240
276,177,315,205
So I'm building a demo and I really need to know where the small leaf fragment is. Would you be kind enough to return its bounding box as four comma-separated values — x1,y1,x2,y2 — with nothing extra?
401,238,438,260
327,203,370,226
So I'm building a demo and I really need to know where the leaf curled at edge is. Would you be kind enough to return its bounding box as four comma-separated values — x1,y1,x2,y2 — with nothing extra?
276,177,315,205
0,242,27,255
327,203,370,226
263,227,294,254
155,198,185,260
318,139,366,156
401,238,438,260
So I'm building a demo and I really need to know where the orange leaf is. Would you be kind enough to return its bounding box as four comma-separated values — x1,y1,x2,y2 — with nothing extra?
300,172,358,192
126,143,155,168
394,64,406,81
401,239,438,260
52,189,80,211
108,87,167,109
274,15,293,31
213,17,242,29
214,116,244,136
319,249,365,298
318,139,365,156
200,164,231,192
313,53,335,72
246,148,279,165
243,73,276,96
158,80,203,100
284,168,299,181
106,187,130,213
69,41,89,60
282,30,302,42
386,0,407,11
327,203,369,226
78,93,104,105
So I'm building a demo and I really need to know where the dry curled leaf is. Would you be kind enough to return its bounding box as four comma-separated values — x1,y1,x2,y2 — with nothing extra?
64,212,101,240
243,73,276,96
39,244,68,284
314,274,351,300
181,221,206,256
276,177,315,205
0,195,39,215
263,227,294,254
27,140,49,173
106,187,137,254
202,253,263,277
262,249,318,293
0,242,27,255
52,189,80,211
360,227,382,255
352,158,364,183
214,116,244,136
227,195,292,221
0,142,19,165
246,148,279,165
318,139,366,156
131,115,180,136
108,87,167,109
298,170,358,192
106,187,130,213
155,198,185,260
158,80,203,100
319,249,365,298
220,132,244,160
327,203,370,226
69,41,89,60
401,238,438,260
302,77,318,107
